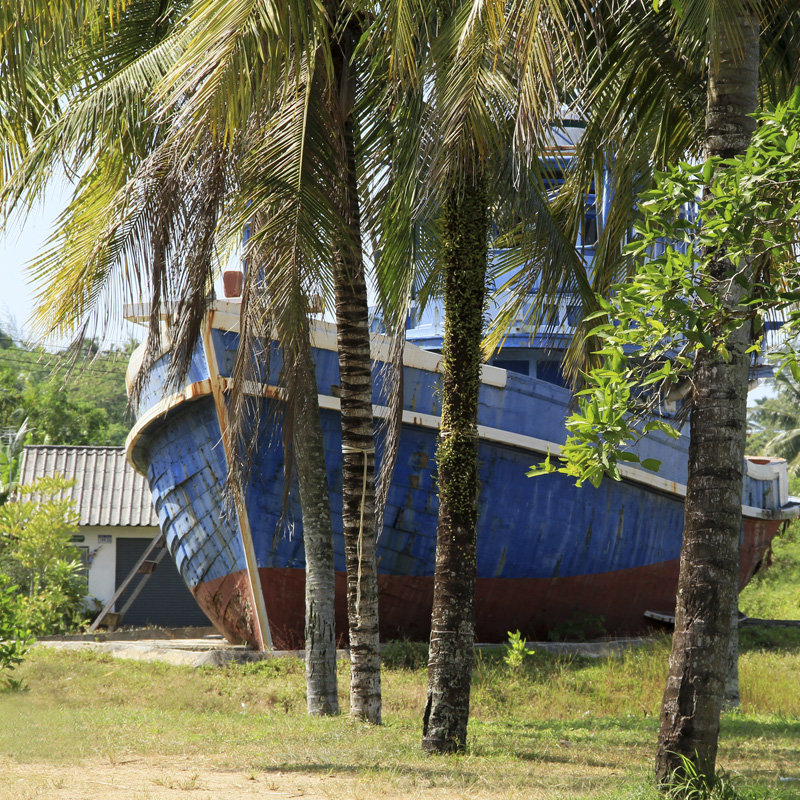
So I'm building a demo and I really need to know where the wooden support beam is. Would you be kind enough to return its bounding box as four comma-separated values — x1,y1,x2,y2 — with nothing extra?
88,533,166,632
201,314,273,652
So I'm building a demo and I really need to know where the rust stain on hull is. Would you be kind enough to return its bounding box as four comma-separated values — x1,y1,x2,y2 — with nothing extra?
194,572,260,648
194,518,782,649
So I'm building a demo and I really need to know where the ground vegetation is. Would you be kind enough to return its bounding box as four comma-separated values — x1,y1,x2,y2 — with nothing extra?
526,1,800,785
0,476,89,633
0,476,90,688
1,635,799,798
740,519,800,622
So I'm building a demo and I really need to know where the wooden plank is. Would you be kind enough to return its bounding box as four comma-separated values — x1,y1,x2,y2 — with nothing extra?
201,314,273,652
116,547,169,619
88,533,165,632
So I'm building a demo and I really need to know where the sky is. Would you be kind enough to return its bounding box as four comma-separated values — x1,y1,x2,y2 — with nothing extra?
0,180,776,402
0,178,144,349
0,175,241,351
0,178,147,350
0,189,66,342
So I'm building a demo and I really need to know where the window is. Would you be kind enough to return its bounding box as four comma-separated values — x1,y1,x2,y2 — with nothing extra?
492,359,530,376
536,360,566,387
76,547,90,578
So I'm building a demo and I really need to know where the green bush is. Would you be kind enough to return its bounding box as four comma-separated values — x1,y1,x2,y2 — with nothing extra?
0,575,33,689
17,560,89,635
381,640,429,670
739,520,800,621
503,629,535,670
665,754,743,800
739,624,800,652
0,476,90,637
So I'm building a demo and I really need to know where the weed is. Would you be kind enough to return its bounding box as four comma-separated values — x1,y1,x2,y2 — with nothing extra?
547,613,607,641
2,675,27,692
740,519,800,620
665,755,742,800
503,630,535,670
381,640,429,670
152,772,202,791
3,641,799,799
739,624,800,652
233,656,303,678
178,772,201,790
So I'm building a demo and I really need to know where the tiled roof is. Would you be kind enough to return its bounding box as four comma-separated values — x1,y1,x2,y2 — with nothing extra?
18,446,158,527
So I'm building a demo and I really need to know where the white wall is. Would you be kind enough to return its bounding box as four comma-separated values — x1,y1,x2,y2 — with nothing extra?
75,525,161,606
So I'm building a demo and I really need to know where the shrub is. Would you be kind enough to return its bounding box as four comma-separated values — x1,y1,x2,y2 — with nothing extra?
381,640,429,670
0,476,89,636
503,629,535,670
0,575,32,689
665,754,743,800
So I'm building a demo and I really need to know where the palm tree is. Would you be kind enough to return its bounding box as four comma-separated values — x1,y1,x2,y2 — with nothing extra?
384,0,588,752
536,0,800,784
326,19,382,723
235,222,341,714
421,167,488,754
1,0,437,723
0,0,346,715
655,11,759,781
749,370,800,477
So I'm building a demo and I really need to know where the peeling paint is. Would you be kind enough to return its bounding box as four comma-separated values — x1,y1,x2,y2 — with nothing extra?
128,312,796,645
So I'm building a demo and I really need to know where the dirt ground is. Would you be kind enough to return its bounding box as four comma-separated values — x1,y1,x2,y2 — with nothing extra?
0,753,622,800
0,756,345,800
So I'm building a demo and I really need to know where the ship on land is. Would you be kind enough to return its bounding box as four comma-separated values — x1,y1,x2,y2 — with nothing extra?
123,122,798,649
123,291,798,649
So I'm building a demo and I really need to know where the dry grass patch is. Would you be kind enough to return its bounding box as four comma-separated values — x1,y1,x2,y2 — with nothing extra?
1,640,798,799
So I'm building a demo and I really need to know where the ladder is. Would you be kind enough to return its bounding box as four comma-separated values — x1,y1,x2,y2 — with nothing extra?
88,532,168,632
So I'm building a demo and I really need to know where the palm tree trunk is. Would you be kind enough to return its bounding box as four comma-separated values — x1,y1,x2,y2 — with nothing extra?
293,325,339,716
422,170,487,754
330,24,382,725
654,12,758,784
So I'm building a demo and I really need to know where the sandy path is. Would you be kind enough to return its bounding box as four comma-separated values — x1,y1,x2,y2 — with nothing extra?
0,756,337,800
0,753,611,800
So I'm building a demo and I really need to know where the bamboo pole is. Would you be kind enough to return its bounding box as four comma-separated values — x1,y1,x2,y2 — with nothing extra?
202,312,273,651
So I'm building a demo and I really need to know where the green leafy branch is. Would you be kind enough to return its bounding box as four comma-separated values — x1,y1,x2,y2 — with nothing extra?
531,90,800,488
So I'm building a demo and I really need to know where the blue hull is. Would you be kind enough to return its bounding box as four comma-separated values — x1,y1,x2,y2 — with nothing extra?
126,306,794,647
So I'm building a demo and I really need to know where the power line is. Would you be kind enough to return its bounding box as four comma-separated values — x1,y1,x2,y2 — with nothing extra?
0,352,130,380
0,330,142,353
3,337,141,353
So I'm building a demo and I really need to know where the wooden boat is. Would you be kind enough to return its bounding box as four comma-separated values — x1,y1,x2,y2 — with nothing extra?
124,297,798,649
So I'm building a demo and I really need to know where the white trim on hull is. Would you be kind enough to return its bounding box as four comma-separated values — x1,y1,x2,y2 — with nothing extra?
123,301,509,390
125,378,799,523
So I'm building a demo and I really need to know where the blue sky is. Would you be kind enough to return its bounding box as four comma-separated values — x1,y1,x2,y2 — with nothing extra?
0,193,62,340
0,179,142,349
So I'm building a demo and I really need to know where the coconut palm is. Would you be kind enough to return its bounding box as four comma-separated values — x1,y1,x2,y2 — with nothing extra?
376,0,592,752
533,0,800,784
657,11,759,781
0,0,349,715
749,370,800,476
3,0,464,722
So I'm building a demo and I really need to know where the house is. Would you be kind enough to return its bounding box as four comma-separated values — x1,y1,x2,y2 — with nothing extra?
18,445,210,628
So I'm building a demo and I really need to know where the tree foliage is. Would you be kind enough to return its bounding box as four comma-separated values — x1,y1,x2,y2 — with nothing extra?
531,92,800,487
748,369,800,489
0,475,89,636
0,333,133,447
0,574,32,689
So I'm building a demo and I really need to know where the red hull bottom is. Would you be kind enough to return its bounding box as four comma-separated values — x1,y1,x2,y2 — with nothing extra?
194,518,781,650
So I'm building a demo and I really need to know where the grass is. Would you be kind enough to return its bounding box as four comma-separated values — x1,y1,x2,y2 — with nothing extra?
1,636,799,799
740,519,800,620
